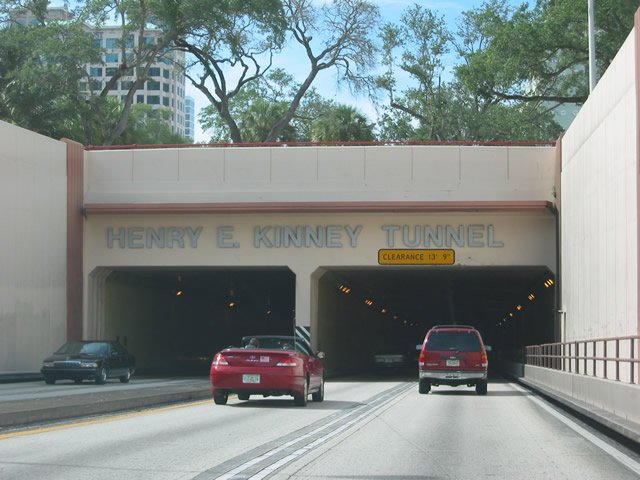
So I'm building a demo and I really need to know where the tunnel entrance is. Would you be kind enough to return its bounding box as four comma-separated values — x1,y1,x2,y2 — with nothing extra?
316,266,556,376
100,267,295,374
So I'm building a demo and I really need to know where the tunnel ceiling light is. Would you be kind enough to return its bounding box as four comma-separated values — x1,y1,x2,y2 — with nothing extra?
364,299,374,306
266,309,272,315
228,301,236,308
544,278,555,288
508,312,514,317
338,285,351,294
516,305,523,311
175,289,184,297
380,307,387,314
528,293,536,301
393,315,398,320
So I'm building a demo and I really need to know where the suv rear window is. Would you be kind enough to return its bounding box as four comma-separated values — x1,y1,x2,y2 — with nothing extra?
426,331,481,352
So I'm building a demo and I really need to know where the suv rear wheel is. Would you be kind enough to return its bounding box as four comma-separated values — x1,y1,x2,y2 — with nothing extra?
475,379,487,395
418,379,431,394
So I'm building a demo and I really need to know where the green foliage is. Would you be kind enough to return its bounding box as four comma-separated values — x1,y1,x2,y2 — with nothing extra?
115,103,189,144
198,68,375,143
456,0,640,104
377,3,566,142
310,105,375,142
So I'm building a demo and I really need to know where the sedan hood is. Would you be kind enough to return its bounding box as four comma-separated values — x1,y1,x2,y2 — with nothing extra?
43,353,101,362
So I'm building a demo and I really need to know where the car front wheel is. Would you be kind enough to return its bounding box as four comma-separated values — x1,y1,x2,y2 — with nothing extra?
44,376,55,385
95,367,107,385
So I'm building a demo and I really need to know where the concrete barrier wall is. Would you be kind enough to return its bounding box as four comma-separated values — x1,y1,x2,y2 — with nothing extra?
0,121,67,373
524,365,640,426
560,27,638,340
84,145,556,204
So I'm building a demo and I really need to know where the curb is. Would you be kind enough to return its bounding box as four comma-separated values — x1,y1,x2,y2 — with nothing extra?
0,388,212,428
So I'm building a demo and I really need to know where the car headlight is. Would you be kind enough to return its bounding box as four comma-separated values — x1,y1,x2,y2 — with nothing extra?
80,362,98,368
43,361,54,368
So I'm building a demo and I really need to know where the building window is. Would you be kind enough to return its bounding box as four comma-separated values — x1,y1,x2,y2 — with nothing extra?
163,69,170,79
106,67,118,76
148,67,160,77
136,95,145,104
106,38,119,49
90,67,103,77
79,82,88,92
147,95,160,105
126,34,134,48
143,36,155,45
105,53,119,63
90,80,102,91
121,80,134,90
163,83,169,92
163,97,169,106
147,80,160,90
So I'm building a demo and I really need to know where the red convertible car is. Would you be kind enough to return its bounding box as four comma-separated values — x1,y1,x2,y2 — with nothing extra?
210,335,325,406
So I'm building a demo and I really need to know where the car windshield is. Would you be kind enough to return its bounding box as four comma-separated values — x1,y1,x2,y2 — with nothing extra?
426,331,481,352
55,342,108,356
241,336,311,355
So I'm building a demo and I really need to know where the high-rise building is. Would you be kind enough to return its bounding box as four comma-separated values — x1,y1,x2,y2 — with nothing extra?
13,4,187,139
184,96,195,142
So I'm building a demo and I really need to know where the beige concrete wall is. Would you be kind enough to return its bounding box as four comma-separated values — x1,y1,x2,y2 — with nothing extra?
0,121,67,373
84,145,556,203
560,29,638,340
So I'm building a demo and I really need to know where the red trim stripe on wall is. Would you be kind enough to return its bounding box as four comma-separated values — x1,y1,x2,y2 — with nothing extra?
63,139,84,341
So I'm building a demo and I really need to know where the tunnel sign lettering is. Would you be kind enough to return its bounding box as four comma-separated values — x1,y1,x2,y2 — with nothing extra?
105,224,503,250
378,249,455,265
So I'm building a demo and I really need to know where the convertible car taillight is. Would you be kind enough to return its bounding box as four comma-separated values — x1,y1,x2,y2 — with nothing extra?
276,358,298,367
212,353,229,366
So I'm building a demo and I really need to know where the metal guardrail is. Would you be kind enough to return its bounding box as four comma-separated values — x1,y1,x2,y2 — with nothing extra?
525,336,640,384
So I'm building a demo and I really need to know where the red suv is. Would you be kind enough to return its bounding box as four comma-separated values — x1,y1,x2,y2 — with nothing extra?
418,325,489,395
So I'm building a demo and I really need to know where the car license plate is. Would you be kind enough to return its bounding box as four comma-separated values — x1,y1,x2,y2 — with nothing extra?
446,359,460,367
242,374,260,384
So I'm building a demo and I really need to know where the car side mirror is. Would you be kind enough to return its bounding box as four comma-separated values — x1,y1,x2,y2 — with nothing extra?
485,345,492,352
416,344,422,351
316,351,325,359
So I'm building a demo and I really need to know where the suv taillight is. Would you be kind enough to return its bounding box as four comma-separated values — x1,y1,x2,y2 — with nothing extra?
480,352,488,367
418,349,425,367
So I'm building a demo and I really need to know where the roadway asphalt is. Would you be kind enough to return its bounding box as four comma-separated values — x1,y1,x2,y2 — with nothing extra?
1,373,639,449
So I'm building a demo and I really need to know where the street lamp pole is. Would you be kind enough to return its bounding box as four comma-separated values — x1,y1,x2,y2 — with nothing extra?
588,0,597,92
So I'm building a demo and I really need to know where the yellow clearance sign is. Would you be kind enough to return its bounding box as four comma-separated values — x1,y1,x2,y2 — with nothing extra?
378,249,455,265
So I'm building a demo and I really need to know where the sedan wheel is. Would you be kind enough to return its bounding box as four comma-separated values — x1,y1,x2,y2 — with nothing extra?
294,379,308,406
95,367,107,385
44,376,55,385
119,369,132,383
311,377,324,402
213,392,228,405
